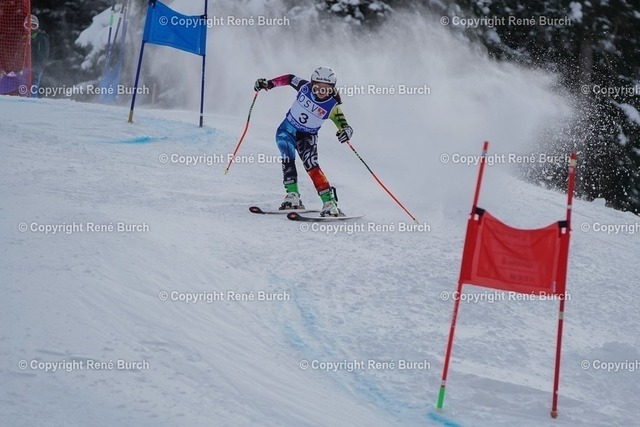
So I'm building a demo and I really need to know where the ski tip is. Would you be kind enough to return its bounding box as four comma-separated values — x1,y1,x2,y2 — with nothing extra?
286,212,300,221
249,206,264,214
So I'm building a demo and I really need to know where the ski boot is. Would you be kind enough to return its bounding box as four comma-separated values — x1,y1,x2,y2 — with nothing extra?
319,187,344,217
320,200,344,217
279,192,305,210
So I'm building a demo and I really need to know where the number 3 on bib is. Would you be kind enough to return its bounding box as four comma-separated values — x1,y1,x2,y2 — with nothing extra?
285,83,339,134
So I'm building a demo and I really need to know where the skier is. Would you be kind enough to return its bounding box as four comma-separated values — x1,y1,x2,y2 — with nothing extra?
29,15,49,97
254,66,353,217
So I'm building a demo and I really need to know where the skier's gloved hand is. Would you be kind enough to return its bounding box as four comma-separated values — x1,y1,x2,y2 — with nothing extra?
254,78,272,92
336,125,353,143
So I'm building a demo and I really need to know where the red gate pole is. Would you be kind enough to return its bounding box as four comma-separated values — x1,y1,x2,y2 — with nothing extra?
550,153,576,418
437,280,463,409
437,141,490,409
471,141,489,211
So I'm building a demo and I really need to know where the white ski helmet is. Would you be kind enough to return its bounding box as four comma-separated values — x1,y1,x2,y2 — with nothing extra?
311,66,337,85
25,14,39,30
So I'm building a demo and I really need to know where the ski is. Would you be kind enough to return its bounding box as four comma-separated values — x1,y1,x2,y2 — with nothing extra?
249,206,319,215
286,212,364,222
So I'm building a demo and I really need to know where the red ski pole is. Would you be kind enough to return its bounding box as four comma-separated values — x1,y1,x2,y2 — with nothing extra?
345,140,419,223
225,91,259,174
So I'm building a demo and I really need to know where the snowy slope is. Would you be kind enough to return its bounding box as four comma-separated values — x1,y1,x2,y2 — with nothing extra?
3,1,640,425
2,95,639,427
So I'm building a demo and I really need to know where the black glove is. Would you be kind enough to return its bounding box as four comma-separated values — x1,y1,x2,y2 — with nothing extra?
336,125,353,143
254,78,272,92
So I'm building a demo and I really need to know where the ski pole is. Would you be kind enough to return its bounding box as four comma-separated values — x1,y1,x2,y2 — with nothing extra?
225,91,259,174
345,140,419,223
106,1,116,54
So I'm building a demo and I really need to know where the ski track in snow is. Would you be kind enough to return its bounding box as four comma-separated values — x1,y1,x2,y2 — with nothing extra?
1,96,639,426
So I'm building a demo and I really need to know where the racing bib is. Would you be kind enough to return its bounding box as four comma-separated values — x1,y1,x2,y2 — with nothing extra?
286,83,338,134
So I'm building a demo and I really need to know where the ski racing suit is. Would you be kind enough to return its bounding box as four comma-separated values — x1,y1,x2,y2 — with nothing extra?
269,74,351,203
